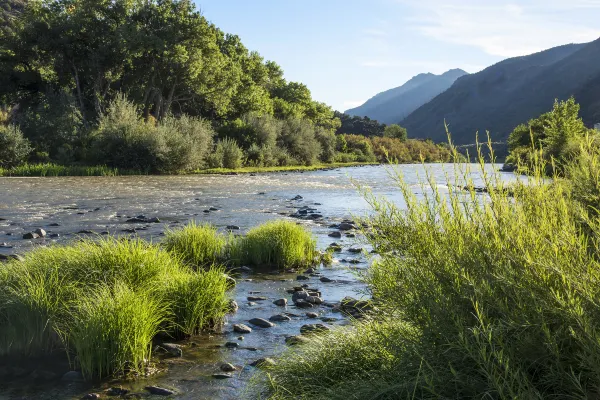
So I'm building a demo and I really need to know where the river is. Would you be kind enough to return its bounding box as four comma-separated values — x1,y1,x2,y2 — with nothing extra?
0,164,514,399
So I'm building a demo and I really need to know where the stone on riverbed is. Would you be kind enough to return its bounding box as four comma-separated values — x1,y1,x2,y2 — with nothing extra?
306,296,323,305
157,343,182,357
227,300,239,313
22,232,39,240
292,290,309,302
348,246,363,253
61,371,84,382
34,228,46,237
247,296,267,301
213,373,232,379
81,393,101,400
306,312,319,318
296,275,309,281
144,386,176,396
273,298,287,306
226,225,241,230
269,314,291,322
294,299,314,308
320,276,334,283
328,231,342,238
300,324,331,335
250,357,276,368
220,363,237,372
285,335,311,345
249,318,275,328
338,222,356,231
233,324,252,334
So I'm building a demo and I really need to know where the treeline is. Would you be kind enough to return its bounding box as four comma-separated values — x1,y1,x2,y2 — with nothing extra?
0,0,446,173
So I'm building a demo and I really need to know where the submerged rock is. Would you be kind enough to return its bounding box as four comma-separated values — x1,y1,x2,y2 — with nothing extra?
338,222,356,231
269,314,292,322
212,373,232,379
296,275,309,281
248,318,275,328
250,357,276,368
227,300,239,313
106,387,129,396
320,276,334,283
22,232,39,240
81,394,101,400
294,299,313,308
226,225,241,230
328,231,342,238
144,386,176,396
285,335,311,345
300,324,331,335
61,371,84,382
247,296,267,301
348,246,363,253
306,312,319,318
225,342,239,348
158,343,183,357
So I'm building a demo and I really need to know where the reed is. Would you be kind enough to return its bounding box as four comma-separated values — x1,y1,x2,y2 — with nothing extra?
163,222,226,268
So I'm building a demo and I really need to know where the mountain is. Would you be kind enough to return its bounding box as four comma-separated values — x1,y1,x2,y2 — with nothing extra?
401,40,600,145
345,69,468,124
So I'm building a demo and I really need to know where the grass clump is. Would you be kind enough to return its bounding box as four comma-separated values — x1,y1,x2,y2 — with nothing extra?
261,141,600,399
0,237,229,379
71,283,165,380
230,220,317,269
163,222,226,268
0,163,140,176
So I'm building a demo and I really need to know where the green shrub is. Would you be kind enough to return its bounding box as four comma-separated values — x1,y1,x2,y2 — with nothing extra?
263,143,600,398
279,118,322,166
163,222,226,268
220,137,243,169
0,124,31,168
71,283,165,379
230,220,317,269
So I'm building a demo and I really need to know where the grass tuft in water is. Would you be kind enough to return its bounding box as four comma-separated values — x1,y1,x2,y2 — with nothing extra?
0,163,143,177
163,222,226,268
71,283,165,380
229,220,317,269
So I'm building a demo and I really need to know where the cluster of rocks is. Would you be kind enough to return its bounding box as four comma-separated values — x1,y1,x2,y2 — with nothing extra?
22,228,47,240
81,385,176,399
125,215,161,223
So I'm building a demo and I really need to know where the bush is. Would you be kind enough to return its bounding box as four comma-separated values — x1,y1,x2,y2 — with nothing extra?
279,118,322,166
230,220,317,269
263,144,600,398
163,222,226,268
91,96,215,173
314,127,336,163
0,124,31,168
383,124,407,141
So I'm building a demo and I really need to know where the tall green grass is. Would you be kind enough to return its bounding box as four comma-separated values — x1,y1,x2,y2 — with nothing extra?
71,283,165,380
0,163,143,177
163,222,227,268
0,237,229,379
261,141,600,399
230,220,317,269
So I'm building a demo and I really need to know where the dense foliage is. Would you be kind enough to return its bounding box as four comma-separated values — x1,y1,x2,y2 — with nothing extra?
505,98,599,174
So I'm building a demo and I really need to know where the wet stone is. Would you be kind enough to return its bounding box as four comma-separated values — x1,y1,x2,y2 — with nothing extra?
301,324,331,335
226,225,241,230
107,387,129,396
61,371,84,382
294,299,313,308
81,394,101,400
273,298,288,306
220,363,236,372
144,386,175,396
34,228,46,237
320,276,334,283
228,300,239,313
247,296,267,301
306,312,319,318
250,357,276,368
328,231,342,238
233,324,252,334
225,342,239,348
249,318,275,328
158,343,183,357
269,314,292,322
296,275,309,281
23,232,39,240
213,373,232,379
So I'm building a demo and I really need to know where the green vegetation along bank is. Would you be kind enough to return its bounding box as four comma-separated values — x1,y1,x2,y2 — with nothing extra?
257,108,600,399
0,1,450,176
0,220,319,381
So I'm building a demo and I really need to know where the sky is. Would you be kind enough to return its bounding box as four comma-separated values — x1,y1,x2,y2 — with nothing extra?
195,0,600,112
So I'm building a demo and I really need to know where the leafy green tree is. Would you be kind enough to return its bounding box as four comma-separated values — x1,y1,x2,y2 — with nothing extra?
0,124,31,168
383,124,408,141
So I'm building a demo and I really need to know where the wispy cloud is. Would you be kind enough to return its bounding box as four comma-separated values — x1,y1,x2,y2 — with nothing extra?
399,0,600,57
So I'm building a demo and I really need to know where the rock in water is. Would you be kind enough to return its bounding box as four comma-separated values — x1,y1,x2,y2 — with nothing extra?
227,300,239,313
273,298,287,306
233,324,252,334
33,228,46,237
144,386,176,396
300,324,331,335
250,357,276,368
22,232,39,240
220,363,236,372
61,371,84,382
269,314,292,322
212,373,232,379
248,318,275,328
226,225,241,230
247,296,267,301
158,343,183,357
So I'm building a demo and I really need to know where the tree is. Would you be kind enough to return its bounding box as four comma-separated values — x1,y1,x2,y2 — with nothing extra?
383,124,408,141
0,124,31,168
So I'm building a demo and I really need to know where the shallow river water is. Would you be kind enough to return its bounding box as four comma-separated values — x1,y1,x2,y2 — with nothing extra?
0,164,513,399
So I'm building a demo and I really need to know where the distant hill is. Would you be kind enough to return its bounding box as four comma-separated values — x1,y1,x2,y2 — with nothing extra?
401,40,600,145
345,69,468,124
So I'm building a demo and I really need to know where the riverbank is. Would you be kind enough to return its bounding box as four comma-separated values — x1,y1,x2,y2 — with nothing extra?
0,162,379,177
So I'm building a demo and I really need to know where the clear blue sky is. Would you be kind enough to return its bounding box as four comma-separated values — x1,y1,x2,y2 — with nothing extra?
195,0,600,112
